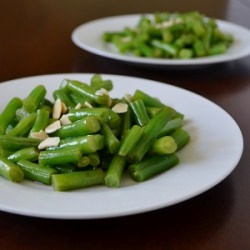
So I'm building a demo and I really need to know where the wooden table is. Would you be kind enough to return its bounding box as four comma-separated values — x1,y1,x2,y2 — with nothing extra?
1,1,250,249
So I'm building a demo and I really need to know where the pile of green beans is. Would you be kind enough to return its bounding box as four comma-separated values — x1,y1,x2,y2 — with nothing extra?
0,74,190,191
102,11,234,59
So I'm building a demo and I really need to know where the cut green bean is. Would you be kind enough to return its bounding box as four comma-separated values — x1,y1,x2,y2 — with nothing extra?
64,79,111,106
127,107,176,163
150,136,177,155
0,97,23,135
39,146,82,166
158,118,184,137
7,113,37,137
101,123,120,154
57,134,104,154
54,116,101,138
17,159,57,185
130,99,150,126
90,74,113,91
118,125,144,156
170,128,190,150
8,147,39,162
105,154,126,187
132,89,165,108
68,107,110,123
53,89,76,108
0,135,41,150
29,109,50,135
0,156,24,182
52,168,105,191
129,154,179,182
22,85,46,113
77,156,90,168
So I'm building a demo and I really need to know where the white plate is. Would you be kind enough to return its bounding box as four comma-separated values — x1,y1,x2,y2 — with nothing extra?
0,74,243,219
72,14,250,67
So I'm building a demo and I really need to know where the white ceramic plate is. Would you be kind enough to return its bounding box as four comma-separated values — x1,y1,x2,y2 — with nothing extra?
72,14,250,67
0,74,243,219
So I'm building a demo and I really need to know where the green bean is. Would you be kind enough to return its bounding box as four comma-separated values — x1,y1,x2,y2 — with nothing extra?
0,156,24,182
118,125,144,156
0,97,23,135
0,135,41,150
57,134,104,154
170,128,190,151
29,109,50,135
132,89,165,108
39,146,82,166
158,118,184,137
90,74,113,91
22,85,46,113
130,99,150,126
129,154,179,182
105,154,126,187
77,156,90,168
54,164,77,174
53,89,76,108
127,107,176,163
8,147,39,162
52,168,105,191
151,40,178,56
7,113,37,137
149,136,177,155
88,152,100,167
101,123,120,154
17,159,57,185
54,116,101,138
68,107,110,123
64,79,111,106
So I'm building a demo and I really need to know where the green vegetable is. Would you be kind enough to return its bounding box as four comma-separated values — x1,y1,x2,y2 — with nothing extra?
129,154,179,182
52,168,105,191
17,159,57,185
0,75,191,191
0,156,24,182
102,11,234,59
0,97,23,135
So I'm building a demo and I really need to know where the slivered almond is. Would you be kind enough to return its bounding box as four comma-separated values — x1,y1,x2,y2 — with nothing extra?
60,114,71,125
112,103,128,113
75,103,82,109
124,93,132,103
53,98,67,119
95,88,109,96
83,101,93,108
30,130,49,140
45,120,61,134
38,137,60,150
61,102,68,114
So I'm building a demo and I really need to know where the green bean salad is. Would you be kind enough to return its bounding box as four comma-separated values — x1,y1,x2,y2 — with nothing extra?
102,11,234,59
0,74,190,191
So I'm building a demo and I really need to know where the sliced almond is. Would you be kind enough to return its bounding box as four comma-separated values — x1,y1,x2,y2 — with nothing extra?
95,88,109,96
38,137,60,150
53,98,67,119
45,120,61,134
112,103,128,113
124,93,132,103
60,114,71,125
83,101,93,108
61,101,68,114
74,103,82,109
30,130,49,140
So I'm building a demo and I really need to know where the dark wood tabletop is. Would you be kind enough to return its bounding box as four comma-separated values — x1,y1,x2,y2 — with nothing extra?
1,0,250,249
